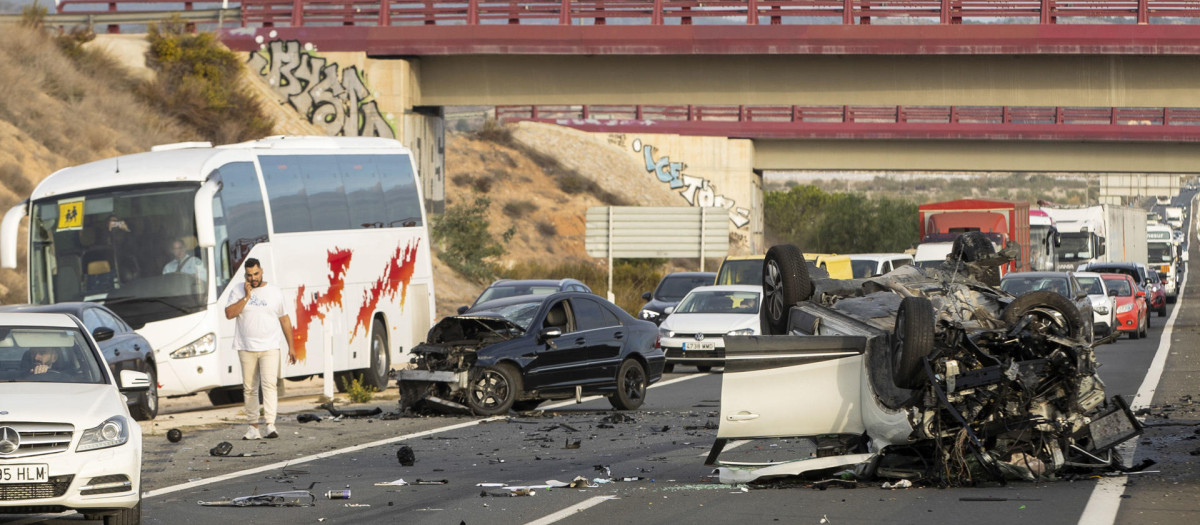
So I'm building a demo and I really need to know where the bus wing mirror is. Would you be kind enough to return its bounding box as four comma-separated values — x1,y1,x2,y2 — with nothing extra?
194,178,220,249
1,201,28,269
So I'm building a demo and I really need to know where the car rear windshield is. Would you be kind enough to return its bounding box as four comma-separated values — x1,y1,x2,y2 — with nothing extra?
1104,279,1132,297
476,284,561,304
676,291,760,314
0,327,105,384
1076,276,1104,295
716,260,763,286
655,275,717,301
1001,277,1070,298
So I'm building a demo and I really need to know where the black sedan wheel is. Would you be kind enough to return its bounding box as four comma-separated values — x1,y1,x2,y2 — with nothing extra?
130,366,158,421
467,364,520,416
609,359,647,410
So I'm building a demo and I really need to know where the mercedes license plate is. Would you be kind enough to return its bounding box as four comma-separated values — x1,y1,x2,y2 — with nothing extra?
683,341,716,351
0,464,49,484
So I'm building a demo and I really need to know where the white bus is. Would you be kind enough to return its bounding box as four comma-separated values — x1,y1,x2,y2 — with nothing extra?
0,136,436,405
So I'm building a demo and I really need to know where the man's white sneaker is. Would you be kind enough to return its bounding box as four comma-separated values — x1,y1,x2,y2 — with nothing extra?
242,426,262,440
265,424,279,439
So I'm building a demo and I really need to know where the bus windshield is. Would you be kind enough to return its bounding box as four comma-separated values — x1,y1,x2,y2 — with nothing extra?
29,184,208,327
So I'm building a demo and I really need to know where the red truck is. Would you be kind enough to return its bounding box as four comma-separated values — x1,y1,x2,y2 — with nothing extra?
917,199,1031,273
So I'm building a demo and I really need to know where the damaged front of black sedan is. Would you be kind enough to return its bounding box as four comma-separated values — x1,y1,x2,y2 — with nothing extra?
709,233,1142,486
397,292,665,416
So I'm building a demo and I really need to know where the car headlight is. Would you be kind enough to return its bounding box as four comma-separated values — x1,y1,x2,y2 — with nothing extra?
639,309,660,319
725,328,755,336
171,333,216,359
1095,305,1109,315
658,328,675,339
1116,304,1133,314
77,416,129,452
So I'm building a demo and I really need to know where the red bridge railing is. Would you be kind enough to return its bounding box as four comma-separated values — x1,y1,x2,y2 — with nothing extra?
495,104,1200,140
53,0,1200,29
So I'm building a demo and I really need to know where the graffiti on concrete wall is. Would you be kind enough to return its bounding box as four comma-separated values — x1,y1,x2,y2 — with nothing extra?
248,39,394,138
630,138,751,228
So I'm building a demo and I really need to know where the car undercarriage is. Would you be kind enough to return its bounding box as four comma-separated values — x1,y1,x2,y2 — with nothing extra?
710,234,1143,486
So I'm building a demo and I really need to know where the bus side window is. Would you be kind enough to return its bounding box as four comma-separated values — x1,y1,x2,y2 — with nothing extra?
210,162,269,297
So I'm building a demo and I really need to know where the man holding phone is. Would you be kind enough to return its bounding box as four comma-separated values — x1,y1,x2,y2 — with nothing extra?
224,258,296,440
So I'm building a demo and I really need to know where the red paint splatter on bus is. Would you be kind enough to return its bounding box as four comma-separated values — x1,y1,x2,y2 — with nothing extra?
293,248,353,362
353,240,420,340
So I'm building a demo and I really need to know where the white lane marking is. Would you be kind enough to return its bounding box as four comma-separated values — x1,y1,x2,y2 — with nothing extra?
524,495,618,525
148,372,705,499
1079,195,1194,525
144,418,502,499
541,373,704,410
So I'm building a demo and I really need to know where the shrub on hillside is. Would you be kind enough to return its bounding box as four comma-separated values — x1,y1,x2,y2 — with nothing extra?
432,196,514,282
765,185,918,253
140,17,274,144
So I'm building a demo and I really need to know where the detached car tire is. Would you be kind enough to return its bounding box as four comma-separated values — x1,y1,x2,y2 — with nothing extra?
761,244,812,335
1001,290,1087,340
892,296,935,389
467,364,520,416
609,359,647,410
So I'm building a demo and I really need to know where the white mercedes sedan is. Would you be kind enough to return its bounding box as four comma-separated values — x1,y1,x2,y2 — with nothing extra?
0,312,148,524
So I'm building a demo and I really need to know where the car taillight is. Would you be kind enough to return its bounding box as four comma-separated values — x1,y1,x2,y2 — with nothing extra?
654,335,661,349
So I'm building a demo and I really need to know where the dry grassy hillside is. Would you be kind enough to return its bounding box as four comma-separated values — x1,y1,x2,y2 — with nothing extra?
0,26,199,301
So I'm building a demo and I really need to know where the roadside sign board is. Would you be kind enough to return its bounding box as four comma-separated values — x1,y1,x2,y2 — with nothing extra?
585,206,729,259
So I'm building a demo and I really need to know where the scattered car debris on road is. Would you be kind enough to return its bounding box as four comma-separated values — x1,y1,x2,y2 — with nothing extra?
710,235,1146,486
167,428,183,442
397,445,416,465
209,441,233,457
319,403,383,418
198,490,316,507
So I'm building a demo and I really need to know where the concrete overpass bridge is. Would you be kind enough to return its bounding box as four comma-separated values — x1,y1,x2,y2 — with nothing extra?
53,1,1200,171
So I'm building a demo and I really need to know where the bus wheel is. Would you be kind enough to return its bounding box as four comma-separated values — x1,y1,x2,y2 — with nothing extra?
361,319,391,391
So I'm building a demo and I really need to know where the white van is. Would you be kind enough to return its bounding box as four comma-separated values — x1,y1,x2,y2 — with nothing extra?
848,253,915,278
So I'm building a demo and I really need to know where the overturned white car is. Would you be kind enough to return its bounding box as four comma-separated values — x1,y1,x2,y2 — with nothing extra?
709,233,1141,485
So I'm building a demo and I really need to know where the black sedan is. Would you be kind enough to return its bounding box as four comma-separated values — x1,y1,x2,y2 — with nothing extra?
398,291,664,416
637,271,717,325
0,302,158,420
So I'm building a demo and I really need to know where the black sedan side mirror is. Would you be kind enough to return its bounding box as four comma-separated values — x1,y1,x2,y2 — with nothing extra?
538,327,563,342
93,327,115,342
641,292,652,301
457,305,469,315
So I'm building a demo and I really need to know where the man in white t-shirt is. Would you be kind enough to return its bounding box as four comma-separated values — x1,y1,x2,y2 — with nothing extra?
224,258,295,440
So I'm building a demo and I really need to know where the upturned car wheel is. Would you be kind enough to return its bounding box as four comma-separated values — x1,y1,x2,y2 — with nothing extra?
467,364,520,416
609,359,647,410
130,366,158,421
1001,291,1086,340
761,244,811,335
950,231,996,263
892,296,935,389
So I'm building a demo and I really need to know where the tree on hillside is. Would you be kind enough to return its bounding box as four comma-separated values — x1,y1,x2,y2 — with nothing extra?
765,185,918,254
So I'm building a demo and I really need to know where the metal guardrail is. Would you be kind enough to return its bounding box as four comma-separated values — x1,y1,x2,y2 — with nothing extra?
0,8,241,29
495,105,1200,141
46,0,1200,30
498,105,1200,126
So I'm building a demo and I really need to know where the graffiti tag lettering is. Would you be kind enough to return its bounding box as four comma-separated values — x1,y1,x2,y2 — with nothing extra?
248,40,395,138
631,138,750,228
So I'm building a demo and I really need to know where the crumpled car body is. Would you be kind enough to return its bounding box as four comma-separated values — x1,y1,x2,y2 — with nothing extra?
397,291,664,415
709,236,1142,486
